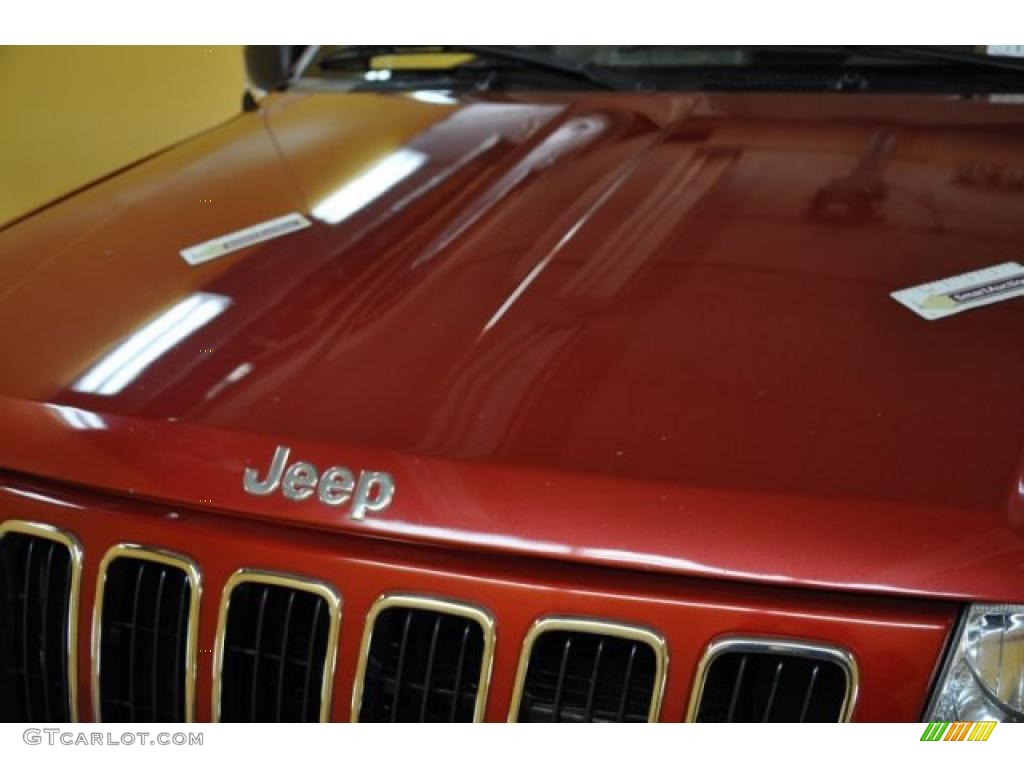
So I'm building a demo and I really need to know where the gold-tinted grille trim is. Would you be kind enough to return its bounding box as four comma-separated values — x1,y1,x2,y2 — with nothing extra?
684,635,859,722
0,519,83,722
212,568,342,723
507,615,668,723
350,592,496,722
91,543,202,723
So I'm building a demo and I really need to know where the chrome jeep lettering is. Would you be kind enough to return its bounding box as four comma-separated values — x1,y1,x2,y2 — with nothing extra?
242,444,395,520
351,471,394,520
242,444,290,495
282,461,318,501
318,466,355,506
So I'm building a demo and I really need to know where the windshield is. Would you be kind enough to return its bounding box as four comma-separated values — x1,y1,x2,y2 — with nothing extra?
301,45,1024,94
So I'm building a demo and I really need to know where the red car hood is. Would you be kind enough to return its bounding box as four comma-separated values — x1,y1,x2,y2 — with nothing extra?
1,89,1023,601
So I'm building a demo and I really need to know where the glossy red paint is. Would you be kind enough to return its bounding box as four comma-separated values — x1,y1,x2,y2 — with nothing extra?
1,90,1023,601
1,89,1023,720
0,477,956,722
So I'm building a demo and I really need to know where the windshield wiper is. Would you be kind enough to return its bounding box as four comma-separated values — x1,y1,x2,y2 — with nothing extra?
852,46,1024,75
318,45,639,91
618,45,1024,75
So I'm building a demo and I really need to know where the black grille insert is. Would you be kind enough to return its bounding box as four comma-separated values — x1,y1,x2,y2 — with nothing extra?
218,575,338,722
515,622,664,722
357,598,492,722
0,525,78,723
692,640,853,722
96,550,197,722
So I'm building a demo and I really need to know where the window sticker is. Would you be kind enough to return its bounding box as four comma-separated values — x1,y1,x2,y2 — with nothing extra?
180,212,311,266
891,262,1024,320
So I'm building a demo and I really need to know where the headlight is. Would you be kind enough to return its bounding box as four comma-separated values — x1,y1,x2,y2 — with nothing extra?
927,604,1024,722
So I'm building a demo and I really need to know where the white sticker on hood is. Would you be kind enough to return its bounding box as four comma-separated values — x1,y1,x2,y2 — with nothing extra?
891,261,1024,320
180,212,311,266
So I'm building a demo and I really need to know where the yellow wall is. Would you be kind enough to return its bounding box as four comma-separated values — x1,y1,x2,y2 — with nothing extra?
0,46,244,225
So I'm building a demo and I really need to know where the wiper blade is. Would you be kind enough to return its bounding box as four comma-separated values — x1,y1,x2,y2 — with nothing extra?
452,45,638,90
318,45,638,90
618,45,1024,75
855,46,1024,74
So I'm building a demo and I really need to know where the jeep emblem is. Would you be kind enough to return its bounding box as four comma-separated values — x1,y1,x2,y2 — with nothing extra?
242,444,395,520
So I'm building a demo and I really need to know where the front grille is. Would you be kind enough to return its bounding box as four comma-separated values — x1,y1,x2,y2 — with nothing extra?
353,594,495,722
3,505,885,723
0,521,80,723
215,570,341,722
511,618,667,722
93,545,200,722
688,637,857,722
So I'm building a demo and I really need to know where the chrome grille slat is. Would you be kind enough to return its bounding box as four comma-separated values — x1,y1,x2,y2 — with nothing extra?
583,638,605,722
551,635,573,721
616,643,637,721
248,585,270,722
389,610,414,721
449,622,471,721
274,591,296,723
38,543,55,721
763,659,784,721
150,569,167,721
126,563,145,721
299,598,324,722
798,663,821,722
725,653,748,722
418,613,443,721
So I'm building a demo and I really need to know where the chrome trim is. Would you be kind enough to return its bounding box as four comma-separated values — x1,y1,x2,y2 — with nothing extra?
684,635,860,722
212,568,341,723
91,543,202,723
507,616,668,723
0,519,83,722
351,593,496,722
